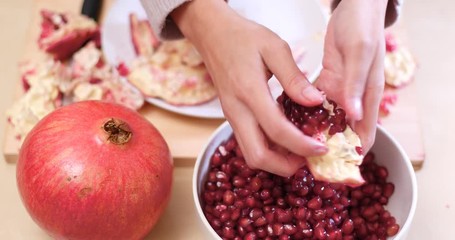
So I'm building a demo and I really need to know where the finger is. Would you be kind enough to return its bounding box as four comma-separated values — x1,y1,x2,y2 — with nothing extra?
235,76,328,157
260,38,324,107
353,50,385,151
342,40,375,121
224,99,307,177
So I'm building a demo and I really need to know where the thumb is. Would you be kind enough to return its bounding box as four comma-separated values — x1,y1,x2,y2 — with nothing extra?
261,40,323,106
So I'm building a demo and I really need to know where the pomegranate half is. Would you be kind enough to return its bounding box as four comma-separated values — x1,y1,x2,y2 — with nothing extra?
16,101,173,240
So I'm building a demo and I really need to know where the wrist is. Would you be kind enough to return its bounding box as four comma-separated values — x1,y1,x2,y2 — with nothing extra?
171,0,235,44
334,0,389,26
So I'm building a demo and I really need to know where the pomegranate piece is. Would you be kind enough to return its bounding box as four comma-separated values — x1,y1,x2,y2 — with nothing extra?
277,92,365,187
384,34,417,88
129,13,160,56
68,42,145,110
7,60,66,141
116,62,130,77
385,33,398,53
379,91,398,117
127,48,216,106
201,136,400,239
38,10,99,61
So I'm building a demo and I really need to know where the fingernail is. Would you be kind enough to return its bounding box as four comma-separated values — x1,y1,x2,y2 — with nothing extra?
315,145,328,154
352,99,363,120
302,86,323,103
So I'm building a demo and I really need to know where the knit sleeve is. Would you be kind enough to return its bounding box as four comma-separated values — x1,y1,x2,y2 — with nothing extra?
331,0,403,27
140,0,191,40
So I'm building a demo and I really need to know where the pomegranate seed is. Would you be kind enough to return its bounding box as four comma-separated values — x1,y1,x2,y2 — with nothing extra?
321,187,335,199
225,137,237,151
301,124,317,136
249,208,263,220
232,176,246,188
308,196,322,209
209,218,222,230
314,226,327,239
223,190,235,205
250,177,262,192
272,223,284,236
255,227,267,238
239,218,252,228
293,207,307,220
279,234,290,240
275,208,293,223
386,223,400,236
385,34,398,52
313,209,327,220
355,146,363,155
383,183,395,198
283,224,297,235
361,206,377,219
342,219,354,234
301,228,314,238
245,196,256,208
222,226,235,239
375,166,389,179
264,212,274,223
244,232,257,240
216,171,229,182
260,189,271,200
254,216,267,227
351,189,364,200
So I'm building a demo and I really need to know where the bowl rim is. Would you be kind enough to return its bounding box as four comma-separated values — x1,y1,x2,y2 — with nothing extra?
375,124,418,240
192,121,418,240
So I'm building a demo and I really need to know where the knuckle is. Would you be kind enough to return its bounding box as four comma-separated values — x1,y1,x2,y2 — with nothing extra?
282,71,304,91
353,38,374,51
362,132,376,151
246,149,268,169
266,124,286,140
274,39,291,51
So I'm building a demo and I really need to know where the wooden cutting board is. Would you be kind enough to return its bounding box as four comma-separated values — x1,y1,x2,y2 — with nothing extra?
2,0,424,169
1,0,224,166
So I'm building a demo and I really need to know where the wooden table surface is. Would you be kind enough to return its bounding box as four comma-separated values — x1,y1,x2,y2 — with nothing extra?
1,0,454,239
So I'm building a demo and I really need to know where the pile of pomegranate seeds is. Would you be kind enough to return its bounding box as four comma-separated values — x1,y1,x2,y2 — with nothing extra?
201,94,399,239
202,137,399,239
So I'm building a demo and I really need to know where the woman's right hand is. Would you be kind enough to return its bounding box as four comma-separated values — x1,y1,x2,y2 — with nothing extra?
172,0,328,177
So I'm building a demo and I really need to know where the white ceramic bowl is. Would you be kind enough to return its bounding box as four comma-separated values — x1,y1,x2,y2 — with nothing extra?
193,122,417,239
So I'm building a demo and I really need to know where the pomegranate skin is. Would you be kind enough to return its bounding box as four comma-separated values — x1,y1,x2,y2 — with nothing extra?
16,101,173,240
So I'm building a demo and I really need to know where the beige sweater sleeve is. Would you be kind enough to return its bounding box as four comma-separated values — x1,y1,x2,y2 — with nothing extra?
140,0,191,40
331,0,403,27
141,0,402,40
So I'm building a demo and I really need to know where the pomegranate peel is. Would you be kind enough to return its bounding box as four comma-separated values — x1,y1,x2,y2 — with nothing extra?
384,34,417,88
16,101,173,240
278,93,365,187
127,50,216,106
307,127,365,187
38,10,99,60
130,13,160,56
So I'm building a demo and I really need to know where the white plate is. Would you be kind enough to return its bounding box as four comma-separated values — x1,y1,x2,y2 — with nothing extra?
101,0,328,118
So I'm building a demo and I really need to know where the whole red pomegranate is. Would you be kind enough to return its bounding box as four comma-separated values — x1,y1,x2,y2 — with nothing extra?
16,101,173,240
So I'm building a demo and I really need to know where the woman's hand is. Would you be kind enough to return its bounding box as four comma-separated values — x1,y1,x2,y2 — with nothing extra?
316,0,388,151
172,0,328,177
